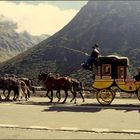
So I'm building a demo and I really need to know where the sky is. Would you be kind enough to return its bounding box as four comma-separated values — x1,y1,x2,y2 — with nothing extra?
0,1,87,36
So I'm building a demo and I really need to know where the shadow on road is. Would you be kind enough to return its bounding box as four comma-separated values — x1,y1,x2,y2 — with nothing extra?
13,99,140,113
42,103,140,113
43,105,101,113
0,99,13,102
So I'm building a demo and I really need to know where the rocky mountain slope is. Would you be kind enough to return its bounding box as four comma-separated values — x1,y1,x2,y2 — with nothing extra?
0,16,49,62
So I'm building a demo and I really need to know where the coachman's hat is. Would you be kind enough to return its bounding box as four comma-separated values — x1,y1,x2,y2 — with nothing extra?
92,43,99,48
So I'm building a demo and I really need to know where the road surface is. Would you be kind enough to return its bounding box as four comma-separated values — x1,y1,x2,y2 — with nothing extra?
0,96,140,139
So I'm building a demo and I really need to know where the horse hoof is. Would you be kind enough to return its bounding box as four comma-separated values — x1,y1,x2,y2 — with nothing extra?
5,98,9,101
62,101,66,104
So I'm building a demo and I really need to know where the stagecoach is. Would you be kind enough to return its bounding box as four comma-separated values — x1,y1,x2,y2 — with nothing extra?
92,55,140,105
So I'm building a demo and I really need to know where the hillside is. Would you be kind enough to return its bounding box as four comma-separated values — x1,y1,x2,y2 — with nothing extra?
0,16,49,62
1,1,140,85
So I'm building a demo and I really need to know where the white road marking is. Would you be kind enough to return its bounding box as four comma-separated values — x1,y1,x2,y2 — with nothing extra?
60,127,78,131
91,128,110,132
0,124,19,128
29,126,49,130
0,123,140,134
122,129,140,133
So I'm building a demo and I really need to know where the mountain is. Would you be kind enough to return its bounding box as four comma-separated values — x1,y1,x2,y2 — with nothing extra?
0,16,49,62
1,1,140,85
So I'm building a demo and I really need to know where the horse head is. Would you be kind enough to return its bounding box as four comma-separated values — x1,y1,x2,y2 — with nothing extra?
38,72,49,82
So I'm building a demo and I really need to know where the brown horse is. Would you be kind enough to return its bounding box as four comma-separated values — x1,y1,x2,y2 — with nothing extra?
38,72,76,103
51,73,85,103
38,72,85,103
0,76,20,101
0,76,29,101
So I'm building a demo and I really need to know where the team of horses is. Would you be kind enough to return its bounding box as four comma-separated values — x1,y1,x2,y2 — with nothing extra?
0,74,33,101
38,72,85,104
0,72,85,104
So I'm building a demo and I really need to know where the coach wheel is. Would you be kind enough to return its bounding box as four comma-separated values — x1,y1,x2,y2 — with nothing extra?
96,89,114,105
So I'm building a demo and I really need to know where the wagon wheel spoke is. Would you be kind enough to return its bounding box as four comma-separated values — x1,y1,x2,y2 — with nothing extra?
96,89,114,105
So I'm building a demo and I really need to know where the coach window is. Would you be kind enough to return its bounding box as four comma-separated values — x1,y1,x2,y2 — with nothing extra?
102,64,111,75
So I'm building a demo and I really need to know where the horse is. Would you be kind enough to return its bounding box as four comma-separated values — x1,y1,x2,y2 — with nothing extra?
18,79,29,101
38,72,85,103
38,72,59,102
38,72,76,103
18,77,35,98
0,76,20,101
48,73,85,103
0,75,29,101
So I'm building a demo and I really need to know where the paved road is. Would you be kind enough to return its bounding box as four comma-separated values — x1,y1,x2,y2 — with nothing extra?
0,97,140,139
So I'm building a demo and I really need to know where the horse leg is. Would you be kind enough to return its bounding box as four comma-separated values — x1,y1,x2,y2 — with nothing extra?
0,92,1,101
7,89,11,100
23,87,29,101
50,90,53,103
46,90,49,98
56,90,61,102
23,89,28,101
27,88,30,99
3,89,10,101
46,90,52,103
3,89,7,100
79,91,85,102
62,90,68,104
70,90,77,104
25,93,28,101
13,86,20,101
19,87,23,101
0,89,5,101
13,89,16,101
